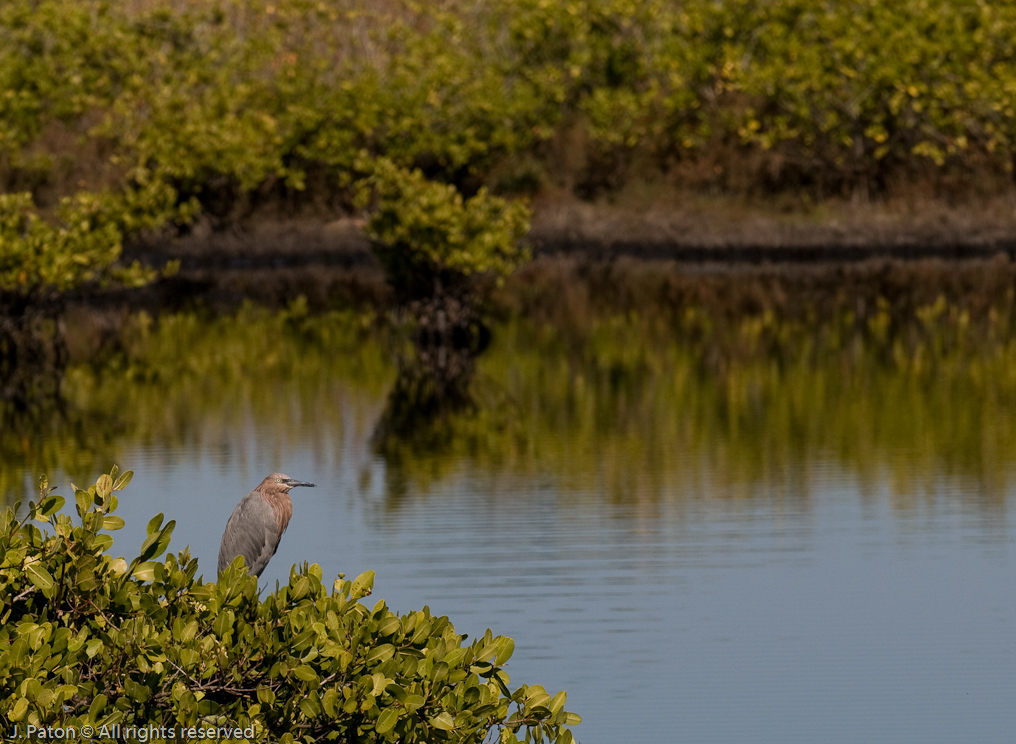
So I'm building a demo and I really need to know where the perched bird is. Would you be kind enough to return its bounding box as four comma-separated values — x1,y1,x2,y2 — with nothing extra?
218,473,316,577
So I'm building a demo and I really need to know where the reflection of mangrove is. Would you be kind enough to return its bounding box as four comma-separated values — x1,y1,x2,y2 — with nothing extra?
0,305,393,503
483,310,1016,505
372,293,490,457
371,353,475,458
6,297,1016,510
0,397,123,504
498,255,1016,332
0,294,67,410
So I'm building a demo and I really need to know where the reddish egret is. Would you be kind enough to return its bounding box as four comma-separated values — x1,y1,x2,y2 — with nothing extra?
218,473,316,577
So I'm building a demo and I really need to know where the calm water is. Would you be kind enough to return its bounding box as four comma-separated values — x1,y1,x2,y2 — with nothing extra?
7,312,1016,743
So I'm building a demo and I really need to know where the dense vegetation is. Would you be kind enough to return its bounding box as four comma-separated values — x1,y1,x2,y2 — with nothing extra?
5,0,1016,280
358,159,530,303
9,0,1014,394
0,467,580,742
3,0,1015,376
8,0,1016,196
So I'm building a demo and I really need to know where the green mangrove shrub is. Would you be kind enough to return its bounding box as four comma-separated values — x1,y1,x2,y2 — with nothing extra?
357,158,531,303
8,0,1016,211
0,190,163,300
0,467,580,743
0,181,188,405
356,159,531,446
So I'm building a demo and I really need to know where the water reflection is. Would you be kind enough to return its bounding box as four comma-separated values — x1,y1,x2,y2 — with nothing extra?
1,305,391,500
5,305,1016,511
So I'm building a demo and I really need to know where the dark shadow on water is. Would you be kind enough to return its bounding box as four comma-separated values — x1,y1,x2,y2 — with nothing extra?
0,293,68,412
371,349,477,455
372,293,491,480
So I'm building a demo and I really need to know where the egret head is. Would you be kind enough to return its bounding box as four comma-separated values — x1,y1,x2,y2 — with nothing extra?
261,473,317,492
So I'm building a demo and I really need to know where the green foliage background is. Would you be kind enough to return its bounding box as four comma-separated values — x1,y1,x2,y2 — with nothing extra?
6,0,1016,197
4,0,1016,294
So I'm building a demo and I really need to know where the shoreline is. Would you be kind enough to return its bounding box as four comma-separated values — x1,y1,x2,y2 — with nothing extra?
112,193,1016,316
134,190,1016,265
526,190,1016,260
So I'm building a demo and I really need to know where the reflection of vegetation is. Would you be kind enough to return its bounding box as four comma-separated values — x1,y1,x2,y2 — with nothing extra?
0,303,65,407
386,305,1016,506
6,298,1016,509
372,345,478,470
0,302,393,502
371,296,493,467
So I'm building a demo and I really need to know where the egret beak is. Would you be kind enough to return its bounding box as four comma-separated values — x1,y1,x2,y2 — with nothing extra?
283,479,316,489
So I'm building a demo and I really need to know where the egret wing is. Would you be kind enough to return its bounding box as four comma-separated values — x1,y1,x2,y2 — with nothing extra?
218,490,283,576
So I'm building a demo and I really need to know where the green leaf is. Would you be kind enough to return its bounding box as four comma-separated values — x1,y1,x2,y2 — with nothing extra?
9,697,28,721
367,643,395,665
113,469,134,491
403,694,425,713
525,684,550,707
491,670,512,697
179,620,198,643
88,693,107,719
376,707,399,734
378,616,402,636
96,474,113,499
429,712,455,731
299,696,322,718
321,689,337,716
493,636,515,665
132,561,164,582
431,661,449,684
350,570,375,600
102,515,126,530
75,489,92,518
125,679,150,703
39,494,65,517
549,690,566,713
385,682,407,703
25,562,54,593
146,513,164,535
212,610,234,638
138,519,175,561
